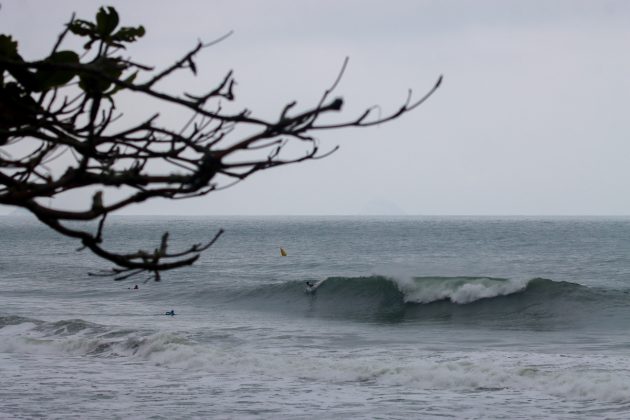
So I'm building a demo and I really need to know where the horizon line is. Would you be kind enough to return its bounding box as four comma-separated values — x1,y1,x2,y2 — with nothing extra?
5,213,630,218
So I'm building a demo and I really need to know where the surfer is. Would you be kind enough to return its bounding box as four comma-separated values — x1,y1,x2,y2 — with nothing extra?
305,279,327,294
305,281,316,294
165,310,175,316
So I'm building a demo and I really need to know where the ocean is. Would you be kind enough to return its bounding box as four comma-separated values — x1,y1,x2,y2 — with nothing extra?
1,215,630,419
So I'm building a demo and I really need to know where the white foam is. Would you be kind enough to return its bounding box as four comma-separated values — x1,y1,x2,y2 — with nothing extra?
392,276,529,304
2,318,630,407
104,334,630,404
0,322,38,336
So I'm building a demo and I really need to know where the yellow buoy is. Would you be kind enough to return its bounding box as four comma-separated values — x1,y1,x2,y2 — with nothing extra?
280,247,287,256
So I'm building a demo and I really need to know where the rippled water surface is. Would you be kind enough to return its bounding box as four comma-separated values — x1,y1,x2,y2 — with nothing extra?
2,216,630,418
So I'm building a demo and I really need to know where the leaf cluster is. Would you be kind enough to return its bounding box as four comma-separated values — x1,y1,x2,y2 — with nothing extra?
68,6,145,50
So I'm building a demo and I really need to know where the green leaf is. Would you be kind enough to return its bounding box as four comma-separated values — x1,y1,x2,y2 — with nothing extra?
112,26,145,43
5,53,40,92
79,57,124,96
0,35,40,92
96,6,119,36
0,35,19,58
68,8,143,48
68,20,96,37
48,50,80,64
0,82,44,127
34,50,80,90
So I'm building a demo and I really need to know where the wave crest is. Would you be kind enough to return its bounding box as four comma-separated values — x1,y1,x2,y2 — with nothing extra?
226,275,619,325
393,276,528,304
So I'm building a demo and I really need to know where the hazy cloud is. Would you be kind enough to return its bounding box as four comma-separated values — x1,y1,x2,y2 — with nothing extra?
2,0,630,215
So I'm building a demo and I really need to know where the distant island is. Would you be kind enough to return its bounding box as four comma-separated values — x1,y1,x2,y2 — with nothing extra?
360,199,407,215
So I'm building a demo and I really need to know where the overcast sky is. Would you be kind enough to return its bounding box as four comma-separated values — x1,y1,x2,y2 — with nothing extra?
2,0,630,215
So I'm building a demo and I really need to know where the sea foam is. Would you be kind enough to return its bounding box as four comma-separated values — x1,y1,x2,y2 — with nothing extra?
2,317,630,404
392,276,529,304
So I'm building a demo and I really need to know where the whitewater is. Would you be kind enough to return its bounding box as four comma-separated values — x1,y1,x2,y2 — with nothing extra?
2,216,630,419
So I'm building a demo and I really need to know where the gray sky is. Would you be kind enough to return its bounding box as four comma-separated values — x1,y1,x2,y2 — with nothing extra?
2,0,630,215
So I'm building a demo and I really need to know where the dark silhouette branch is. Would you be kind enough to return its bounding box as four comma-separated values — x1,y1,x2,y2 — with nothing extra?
0,7,441,281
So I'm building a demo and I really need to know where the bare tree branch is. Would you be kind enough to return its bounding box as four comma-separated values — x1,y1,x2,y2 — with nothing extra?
0,6,441,280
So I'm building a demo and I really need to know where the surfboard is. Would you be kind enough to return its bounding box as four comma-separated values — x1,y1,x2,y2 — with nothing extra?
305,278,327,294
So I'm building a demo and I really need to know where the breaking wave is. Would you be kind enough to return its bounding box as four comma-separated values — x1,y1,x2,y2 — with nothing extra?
2,315,630,404
225,275,629,326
